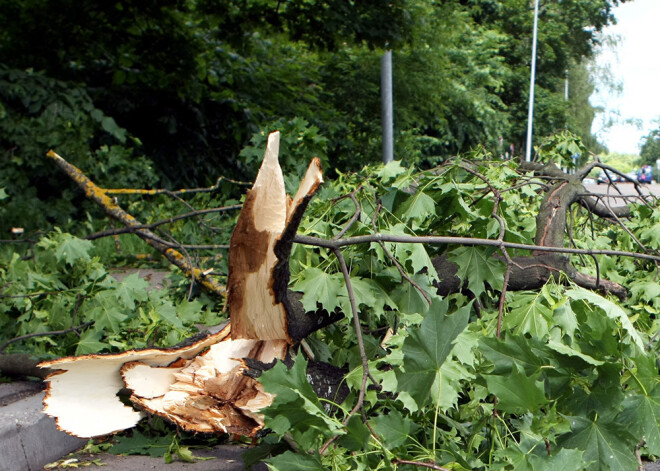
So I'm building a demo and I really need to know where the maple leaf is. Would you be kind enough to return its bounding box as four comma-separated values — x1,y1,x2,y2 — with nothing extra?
113,272,149,309
483,364,548,414
294,267,344,313
557,415,637,471
396,299,470,408
75,330,108,355
54,234,93,266
259,356,341,450
567,287,644,349
447,246,505,298
504,291,554,339
620,385,660,455
395,191,436,228
371,409,420,449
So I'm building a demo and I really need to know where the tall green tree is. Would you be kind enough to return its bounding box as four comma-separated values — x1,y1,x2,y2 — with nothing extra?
639,127,660,168
0,0,627,232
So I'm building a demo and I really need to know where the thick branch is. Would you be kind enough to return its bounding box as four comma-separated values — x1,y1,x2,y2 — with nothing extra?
46,150,226,298
578,195,632,219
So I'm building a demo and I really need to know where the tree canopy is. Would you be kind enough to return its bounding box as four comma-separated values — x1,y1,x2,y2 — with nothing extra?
0,0,629,233
6,2,660,469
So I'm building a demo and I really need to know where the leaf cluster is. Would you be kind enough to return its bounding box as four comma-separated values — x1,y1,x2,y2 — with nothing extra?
255,155,660,470
0,230,223,358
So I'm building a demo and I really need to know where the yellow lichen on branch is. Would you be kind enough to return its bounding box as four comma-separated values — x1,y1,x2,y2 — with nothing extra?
45,149,226,298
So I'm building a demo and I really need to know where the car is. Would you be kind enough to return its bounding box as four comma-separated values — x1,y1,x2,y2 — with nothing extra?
597,171,625,184
637,165,653,184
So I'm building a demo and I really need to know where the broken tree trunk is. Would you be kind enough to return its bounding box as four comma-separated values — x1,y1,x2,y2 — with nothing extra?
40,132,325,438
433,160,629,300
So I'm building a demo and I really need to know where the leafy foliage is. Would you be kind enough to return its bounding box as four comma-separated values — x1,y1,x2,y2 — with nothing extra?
0,0,622,233
0,230,223,358
253,153,660,470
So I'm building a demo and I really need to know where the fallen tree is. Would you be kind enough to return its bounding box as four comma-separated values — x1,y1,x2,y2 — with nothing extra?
3,131,659,469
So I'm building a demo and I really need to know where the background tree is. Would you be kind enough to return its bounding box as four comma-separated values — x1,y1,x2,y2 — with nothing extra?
639,127,660,168
0,0,628,232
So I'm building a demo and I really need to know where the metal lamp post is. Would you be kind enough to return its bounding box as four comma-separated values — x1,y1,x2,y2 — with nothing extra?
382,50,394,164
525,0,540,162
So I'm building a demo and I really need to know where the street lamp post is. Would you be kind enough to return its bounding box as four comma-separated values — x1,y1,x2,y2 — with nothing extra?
381,50,394,164
525,0,540,162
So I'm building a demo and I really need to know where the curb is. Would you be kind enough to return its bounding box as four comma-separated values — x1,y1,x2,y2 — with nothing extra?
0,383,85,471
0,382,268,470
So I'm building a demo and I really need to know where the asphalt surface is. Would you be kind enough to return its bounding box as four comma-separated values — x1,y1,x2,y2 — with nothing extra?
0,270,265,471
583,181,660,206
0,380,267,471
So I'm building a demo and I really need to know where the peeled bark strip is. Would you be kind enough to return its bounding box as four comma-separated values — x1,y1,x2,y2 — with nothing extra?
228,132,323,341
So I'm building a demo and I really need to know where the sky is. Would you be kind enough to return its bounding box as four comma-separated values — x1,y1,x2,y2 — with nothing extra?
590,0,660,155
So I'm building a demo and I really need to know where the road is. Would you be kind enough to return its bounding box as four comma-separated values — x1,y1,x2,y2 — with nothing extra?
583,182,660,207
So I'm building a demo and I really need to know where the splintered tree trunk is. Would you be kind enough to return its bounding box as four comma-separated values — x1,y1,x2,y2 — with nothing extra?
40,132,324,438
433,162,628,301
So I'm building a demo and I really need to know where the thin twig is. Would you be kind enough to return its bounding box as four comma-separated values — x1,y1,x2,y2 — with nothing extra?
588,254,600,290
496,263,512,339
46,150,226,297
370,202,431,305
103,175,251,195
603,196,655,255
334,250,379,413
85,205,242,240
635,439,645,471
333,186,363,239
294,233,660,263
0,321,94,353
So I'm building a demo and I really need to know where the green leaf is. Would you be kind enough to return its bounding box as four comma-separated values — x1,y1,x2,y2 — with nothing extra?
567,287,644,349
88,291,129,333
54,234,93,266
448,246,505,298
175,299,204,324
396,299,470,408
101,116,127,142
259,356,341,450
620,385,660,455
395,191,436,227
483,364,547,414
546,340,603,366
479,335,545,375
527,448,588,471
109,431,172,457
154,300,183,329
498,446,588,471
376,160,407,182
267,451,324,471
75,329,108,355
113,273,149,309
630,280,660,305
504,291,554,339
294,268,343,313
337,414,370,451
344,276,395,314
391,275,433,315
557,415,637,471
553,301,579,340
395,242,438,280
371,409,419,449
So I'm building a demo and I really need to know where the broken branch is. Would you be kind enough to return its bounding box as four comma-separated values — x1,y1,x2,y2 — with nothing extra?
46,150,227,298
